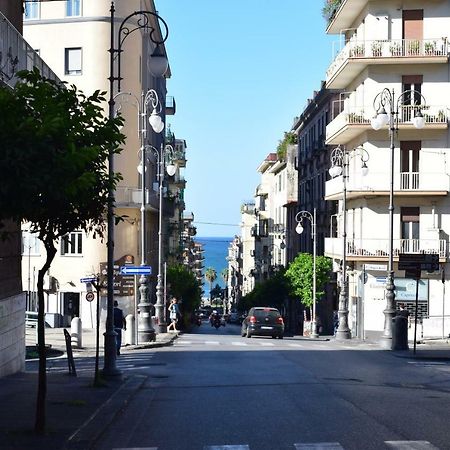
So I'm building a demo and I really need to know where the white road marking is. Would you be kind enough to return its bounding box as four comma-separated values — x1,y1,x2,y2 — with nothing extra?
177,340,192,345
260,342,275,346
288,343,305,348
204,446,249,450
295,443,344,449
385,441,439,449
231,342,248,346
205,341,220,345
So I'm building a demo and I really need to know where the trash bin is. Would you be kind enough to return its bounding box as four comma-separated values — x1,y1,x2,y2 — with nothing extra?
391,316,409,350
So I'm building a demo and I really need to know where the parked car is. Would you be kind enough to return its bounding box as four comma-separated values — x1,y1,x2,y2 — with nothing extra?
241,307,284,339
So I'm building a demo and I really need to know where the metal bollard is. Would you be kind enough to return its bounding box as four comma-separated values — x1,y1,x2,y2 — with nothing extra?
71,317,82,348
391,316,409,351
125,314,135,345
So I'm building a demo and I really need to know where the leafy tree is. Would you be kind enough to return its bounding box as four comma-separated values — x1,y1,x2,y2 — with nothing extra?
238,269,288,312
210,283,223,301
284,253,332,316
0,69,124,434
204,267,217,300
167,263,202,324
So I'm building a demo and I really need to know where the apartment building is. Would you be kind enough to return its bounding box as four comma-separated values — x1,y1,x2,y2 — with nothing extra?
323,0,450,339
292,84,340,334
0,0,61,377
22,0,174,328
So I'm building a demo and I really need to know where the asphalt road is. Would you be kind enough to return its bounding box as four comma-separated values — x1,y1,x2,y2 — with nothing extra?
93,322,450,450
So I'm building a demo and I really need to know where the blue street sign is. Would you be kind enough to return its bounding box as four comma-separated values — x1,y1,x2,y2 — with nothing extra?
119,265,152,275
80,277,97,283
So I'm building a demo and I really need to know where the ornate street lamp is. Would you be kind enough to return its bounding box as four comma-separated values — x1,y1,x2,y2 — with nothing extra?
329,146,369,340
371,88,426,348
295,208,318,338
104,1,169,377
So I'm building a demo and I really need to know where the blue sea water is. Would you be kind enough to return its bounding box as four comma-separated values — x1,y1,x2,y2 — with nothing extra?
195,236,232,295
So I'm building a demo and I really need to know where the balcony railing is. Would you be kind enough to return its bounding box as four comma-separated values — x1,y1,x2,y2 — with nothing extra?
327,104,448,144
325,238,447,259
325,171,450,199
327,38,448,85
1,11,59,87
115,186,159,210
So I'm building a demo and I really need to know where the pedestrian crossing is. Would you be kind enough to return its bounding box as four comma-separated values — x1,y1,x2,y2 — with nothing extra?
26,352,157,374
175,339,308,349
112,441,439,450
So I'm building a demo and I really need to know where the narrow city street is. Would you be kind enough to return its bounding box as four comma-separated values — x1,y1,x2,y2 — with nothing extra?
91,324,450,450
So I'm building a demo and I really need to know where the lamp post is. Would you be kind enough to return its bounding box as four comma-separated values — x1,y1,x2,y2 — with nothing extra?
295,208,318,338
104,1,169,377
329,146,369,340
371,88,426,348
148,144,177,333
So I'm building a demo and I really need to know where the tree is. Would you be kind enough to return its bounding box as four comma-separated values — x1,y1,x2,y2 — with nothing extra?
284,253,332,317
238,269,288,313
204,267,217,301
0,69,124,434
167,263,202,324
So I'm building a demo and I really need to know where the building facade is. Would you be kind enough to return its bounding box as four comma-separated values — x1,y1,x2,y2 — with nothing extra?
324,0,450,339
22,0,176,328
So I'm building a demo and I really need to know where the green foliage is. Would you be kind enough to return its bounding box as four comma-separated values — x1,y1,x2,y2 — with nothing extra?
276,131,297,161
238,269,288,312
0,68,125,240
167,263,202,316
284,253,332,308
322,0,342,21
210,283,223,299
205,267,217,298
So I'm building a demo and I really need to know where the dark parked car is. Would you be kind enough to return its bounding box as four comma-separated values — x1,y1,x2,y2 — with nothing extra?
241,307,284,339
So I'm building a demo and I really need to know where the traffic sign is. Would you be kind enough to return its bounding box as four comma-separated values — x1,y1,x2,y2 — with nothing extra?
119,265,152,275
80,277,97,283
398,253,439,272
85,292,95,302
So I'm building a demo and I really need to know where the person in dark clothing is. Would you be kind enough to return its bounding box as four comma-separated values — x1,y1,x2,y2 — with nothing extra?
397,303,411,327
113,300,126,355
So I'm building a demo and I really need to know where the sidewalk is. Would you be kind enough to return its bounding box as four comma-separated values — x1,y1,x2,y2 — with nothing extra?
0,327,178,450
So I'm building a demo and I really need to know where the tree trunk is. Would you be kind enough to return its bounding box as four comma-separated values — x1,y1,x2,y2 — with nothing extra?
34,239,57,435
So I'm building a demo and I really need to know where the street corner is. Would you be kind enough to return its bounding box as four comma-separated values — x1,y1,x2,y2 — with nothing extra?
123,331,179,351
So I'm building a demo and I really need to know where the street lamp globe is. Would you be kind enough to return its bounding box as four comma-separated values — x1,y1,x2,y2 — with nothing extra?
148,45,169,78
329,164,343,178
149,110,164,133
166,162,177,177
295,223,304,235
361,161,369,177
370,115,383,130
412,111,425,129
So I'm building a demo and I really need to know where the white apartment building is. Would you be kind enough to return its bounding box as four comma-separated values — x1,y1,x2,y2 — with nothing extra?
22,0,172,328
324,0,450,339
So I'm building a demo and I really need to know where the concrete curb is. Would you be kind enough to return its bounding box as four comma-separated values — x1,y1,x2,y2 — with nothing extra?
125,332,179,351
64,374,148,450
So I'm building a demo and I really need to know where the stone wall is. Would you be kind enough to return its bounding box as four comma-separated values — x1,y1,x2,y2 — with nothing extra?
0,293,26,377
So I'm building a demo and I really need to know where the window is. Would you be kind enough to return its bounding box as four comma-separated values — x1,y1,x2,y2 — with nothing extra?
66,0,81,17
61,232,83,255
65,48,82,75
22,231,40,256
24,0,40,20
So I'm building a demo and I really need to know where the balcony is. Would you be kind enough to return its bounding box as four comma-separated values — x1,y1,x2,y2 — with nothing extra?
326,0,365,34
325,171,449,201
326,38,449,89
115,186,159,211
1,11,59,88
325,238,447,260
326,104,448,145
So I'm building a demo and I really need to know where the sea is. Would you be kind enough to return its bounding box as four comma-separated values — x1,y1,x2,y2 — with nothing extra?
195,236,232,296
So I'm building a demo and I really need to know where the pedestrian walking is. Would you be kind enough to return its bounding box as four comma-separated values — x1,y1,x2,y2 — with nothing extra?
167,297,181,332
333,310,339,336
113,300,126,355
397,303,411,327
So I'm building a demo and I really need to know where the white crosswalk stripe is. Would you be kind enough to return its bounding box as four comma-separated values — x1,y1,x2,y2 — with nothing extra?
204,446,249,450
294,442,344,450
385,441,439,449
294,444,343,450
231,342,248,346
112,442,439,450
204,341,220,345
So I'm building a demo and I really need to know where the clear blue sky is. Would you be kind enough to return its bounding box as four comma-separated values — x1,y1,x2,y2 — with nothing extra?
157,1,335,237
